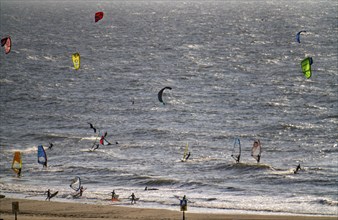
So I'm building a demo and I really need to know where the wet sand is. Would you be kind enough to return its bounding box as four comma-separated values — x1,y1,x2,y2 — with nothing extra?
0,198,336,220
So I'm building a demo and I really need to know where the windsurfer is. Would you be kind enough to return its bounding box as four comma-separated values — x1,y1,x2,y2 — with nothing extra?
232,155,240,163
257,154,261,163
180,195,188,211
185,152,191,161
92,144,99,151
252,140,261,163
79,186,85,196
17,168,22,177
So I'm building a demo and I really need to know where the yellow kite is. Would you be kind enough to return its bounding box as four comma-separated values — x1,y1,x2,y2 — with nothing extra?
72,52,80,70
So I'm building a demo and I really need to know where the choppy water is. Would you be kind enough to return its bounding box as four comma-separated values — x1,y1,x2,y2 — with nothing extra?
0,0,337,216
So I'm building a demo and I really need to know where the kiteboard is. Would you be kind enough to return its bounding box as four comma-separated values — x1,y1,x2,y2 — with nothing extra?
111,194,119,202
112,197,120,202
50,191,58,199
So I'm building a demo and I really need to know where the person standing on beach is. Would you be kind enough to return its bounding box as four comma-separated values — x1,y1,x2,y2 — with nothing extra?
79,186,85,197
129,193,137,204
111,190,116,199
180,195,188,212
45,189,51,201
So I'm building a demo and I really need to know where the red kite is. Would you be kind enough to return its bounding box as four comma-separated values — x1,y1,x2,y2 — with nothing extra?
1,36,11,54
95,12,104,22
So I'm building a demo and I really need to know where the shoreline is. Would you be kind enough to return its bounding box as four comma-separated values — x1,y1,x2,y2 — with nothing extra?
0,198,336,220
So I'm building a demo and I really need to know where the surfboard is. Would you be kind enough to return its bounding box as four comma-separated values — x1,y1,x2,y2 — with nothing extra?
111,194,119,202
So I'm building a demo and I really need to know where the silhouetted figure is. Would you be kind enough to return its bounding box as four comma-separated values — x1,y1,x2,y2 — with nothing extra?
45,189,51,201
130,193,137,204
294,164,301,174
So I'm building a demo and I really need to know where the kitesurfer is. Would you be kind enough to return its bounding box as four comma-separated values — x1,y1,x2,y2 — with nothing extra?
48,143,53,149
180,195,188,211
111,190,117,199
294,164,301,174
45,189,51,201
129,193,137,204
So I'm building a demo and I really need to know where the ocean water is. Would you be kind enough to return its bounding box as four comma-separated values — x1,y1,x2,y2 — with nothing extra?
0,0,337,216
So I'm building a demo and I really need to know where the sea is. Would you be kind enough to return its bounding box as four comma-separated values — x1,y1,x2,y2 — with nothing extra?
0,0,337,217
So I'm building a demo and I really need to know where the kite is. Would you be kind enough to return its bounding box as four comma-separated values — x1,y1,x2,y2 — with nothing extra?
95,12,104,22
1,36,11,54
72,52,80,70
158,87,172,105
301,57,313,79
296,30,306,43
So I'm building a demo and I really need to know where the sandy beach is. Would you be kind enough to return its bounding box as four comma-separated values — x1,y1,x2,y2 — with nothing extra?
0,198,336,220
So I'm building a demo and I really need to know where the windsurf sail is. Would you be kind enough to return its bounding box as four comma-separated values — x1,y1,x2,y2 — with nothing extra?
231,138,241,163
95,12,104,22
181,143,190,161
100,131,111,145
158,86,172,105
1,36,11,54
70,176,81,191
301,57,313,79
72,52,80,70
37,145,47,167
251,140,261,163
296,30,306,43
12,151,22,175
100,137,111,145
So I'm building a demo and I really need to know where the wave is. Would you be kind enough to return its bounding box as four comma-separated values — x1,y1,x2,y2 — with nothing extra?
0,79,14,84
316,199,338,207
217,162,275,172
129,174,180,187
3,146,37,153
